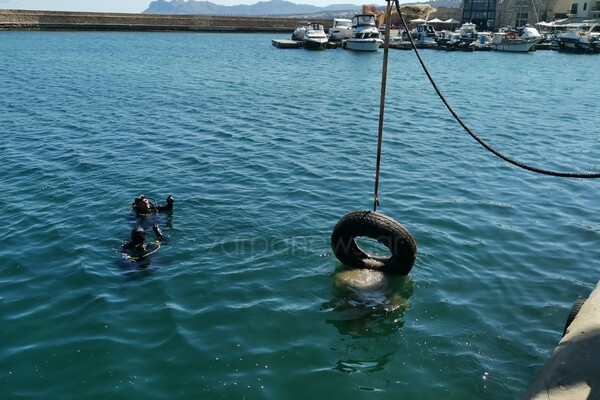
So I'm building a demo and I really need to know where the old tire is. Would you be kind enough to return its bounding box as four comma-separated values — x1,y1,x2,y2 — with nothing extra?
562,298,586,337
331,210,417,275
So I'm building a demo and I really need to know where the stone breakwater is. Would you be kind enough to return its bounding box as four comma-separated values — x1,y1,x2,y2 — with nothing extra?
0,9,331,32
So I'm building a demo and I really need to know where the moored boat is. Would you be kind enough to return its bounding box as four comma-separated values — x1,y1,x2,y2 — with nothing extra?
435,24,476,52
344,14,383,52
302,22,328,50
490,25,541,52
328,18,352,42
291,24,306,41
411,22,438,47
556,23,600,53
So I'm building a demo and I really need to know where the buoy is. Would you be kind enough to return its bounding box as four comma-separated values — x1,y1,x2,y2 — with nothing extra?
331,210,417,275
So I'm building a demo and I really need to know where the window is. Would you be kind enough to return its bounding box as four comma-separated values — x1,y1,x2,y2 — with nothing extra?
584,2,588,10
462,0,495,29
570,3,578,13
516,12,529,27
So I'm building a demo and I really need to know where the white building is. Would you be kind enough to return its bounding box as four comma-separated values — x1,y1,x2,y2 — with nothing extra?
554,0,600,18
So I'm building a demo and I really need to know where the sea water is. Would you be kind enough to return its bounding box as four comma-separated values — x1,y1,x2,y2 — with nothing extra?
0,31,599,399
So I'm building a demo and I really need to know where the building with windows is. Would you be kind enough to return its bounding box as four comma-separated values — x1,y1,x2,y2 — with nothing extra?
566,0,600,18
461,0,497,30
461,0,599,30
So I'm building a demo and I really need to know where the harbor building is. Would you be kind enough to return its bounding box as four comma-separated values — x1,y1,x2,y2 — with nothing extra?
461,0,600,30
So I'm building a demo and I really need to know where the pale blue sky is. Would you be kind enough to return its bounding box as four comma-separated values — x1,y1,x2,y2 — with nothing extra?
0,0,372,13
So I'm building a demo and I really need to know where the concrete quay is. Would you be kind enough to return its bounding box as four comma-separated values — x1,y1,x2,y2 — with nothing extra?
524,281,600,400
0,9,330,33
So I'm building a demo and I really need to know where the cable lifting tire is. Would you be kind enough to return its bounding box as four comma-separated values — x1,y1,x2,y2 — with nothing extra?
562,298,586,337
330,210,417,275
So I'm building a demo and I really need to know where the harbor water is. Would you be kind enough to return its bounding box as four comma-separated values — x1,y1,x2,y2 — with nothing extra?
0,31,599,399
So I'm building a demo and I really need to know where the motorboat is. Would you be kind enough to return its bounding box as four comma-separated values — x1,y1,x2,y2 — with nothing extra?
411,22,438,47
434,22,488,51
302,22,329,50
291,24,306,41
458,22,479,42
556,23,600,53
328,18,352,41
343,14,383,51
435,31,474,51
489,25,542,52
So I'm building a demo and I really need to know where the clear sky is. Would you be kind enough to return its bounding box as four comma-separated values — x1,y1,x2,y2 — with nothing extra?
0,0,371,13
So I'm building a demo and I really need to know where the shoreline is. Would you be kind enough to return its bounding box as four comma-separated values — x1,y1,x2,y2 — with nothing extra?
0,9,330,33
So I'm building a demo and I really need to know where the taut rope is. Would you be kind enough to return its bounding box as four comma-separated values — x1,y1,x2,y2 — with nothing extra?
392,0,600,179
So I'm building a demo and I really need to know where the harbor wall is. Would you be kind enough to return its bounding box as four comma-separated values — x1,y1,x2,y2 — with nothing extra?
523,281,600,400
0,9,331,32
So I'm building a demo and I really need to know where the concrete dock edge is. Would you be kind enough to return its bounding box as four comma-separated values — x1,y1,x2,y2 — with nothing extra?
523,281,600,400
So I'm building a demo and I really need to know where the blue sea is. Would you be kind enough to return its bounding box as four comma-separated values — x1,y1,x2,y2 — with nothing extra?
1,31,599,399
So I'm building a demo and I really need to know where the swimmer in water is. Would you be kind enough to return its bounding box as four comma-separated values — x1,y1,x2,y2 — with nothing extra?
122,224,164,259
132,194,174,215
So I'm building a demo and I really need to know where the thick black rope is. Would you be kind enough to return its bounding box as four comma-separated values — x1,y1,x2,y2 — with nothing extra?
392,0,600,179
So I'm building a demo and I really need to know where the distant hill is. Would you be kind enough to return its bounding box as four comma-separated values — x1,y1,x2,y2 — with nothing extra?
143,0,362,15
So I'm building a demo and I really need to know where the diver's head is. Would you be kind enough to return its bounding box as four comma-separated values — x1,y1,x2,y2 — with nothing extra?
131,226,145,245
166,195,175,204
134,195,152,213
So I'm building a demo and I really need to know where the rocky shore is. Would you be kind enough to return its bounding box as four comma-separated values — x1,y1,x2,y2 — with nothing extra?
0,9,330,32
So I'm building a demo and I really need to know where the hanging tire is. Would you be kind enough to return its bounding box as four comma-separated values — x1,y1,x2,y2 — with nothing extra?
562,298,586,337
331,210,417,275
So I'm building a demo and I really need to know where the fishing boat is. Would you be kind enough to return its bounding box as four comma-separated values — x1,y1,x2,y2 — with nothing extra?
328,18,352,41
556,23,600,53
344,14,383,52
302,23,328,50
490,25,542,52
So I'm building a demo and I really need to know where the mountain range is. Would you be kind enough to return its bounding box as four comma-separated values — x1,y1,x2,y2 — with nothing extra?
143,0,363,15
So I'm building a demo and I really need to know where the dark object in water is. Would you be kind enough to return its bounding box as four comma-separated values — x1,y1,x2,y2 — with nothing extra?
331,210,417,275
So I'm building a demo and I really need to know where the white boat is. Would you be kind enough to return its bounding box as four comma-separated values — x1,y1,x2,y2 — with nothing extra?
458,22,479,42
490,25,541,52
556,23,600,54
344,14,383,52
411,22,438,47
328,18,352,41
291,24,306,41
435,30,475,51
436,22,492,51
302,23,328,50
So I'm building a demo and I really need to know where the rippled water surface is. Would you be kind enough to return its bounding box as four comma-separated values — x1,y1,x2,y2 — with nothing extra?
1,31,599,399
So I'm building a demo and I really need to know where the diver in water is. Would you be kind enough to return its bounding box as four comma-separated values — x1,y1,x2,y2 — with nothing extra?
122,224,164,260
132,194,174,215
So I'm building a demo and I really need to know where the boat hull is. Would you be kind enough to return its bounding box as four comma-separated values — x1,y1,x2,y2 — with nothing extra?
490,41,536,52
557,38,600,54
303,38,328,50
344,39,383,51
